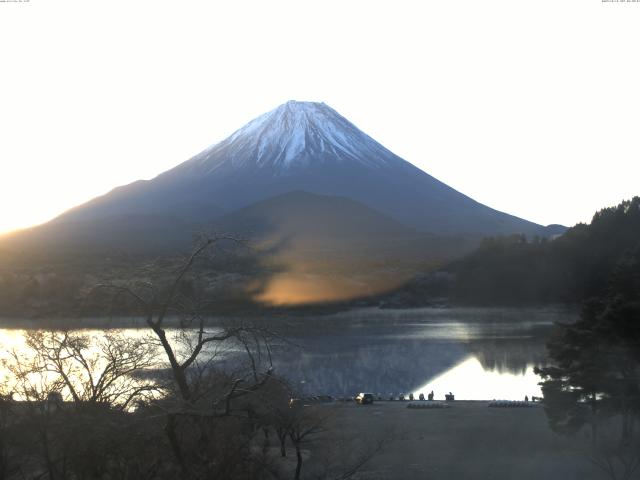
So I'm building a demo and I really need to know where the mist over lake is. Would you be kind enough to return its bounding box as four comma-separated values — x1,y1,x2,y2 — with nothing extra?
268,307,574,400
0,307,575,402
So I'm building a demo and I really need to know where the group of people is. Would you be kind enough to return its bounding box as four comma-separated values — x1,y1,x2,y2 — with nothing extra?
396,390,439,401
387,392,534,402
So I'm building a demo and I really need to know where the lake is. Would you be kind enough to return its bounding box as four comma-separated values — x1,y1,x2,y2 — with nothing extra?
268,306,575,400
0,306,576,401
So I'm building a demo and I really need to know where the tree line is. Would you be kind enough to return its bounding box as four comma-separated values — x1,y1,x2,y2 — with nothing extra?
536,242,640,479
446,197,640,305
449,197,640,478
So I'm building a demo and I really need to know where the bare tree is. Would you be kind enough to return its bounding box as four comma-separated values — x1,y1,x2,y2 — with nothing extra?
3,329,165,480
10,330,161,410
94,235,283,477
270,400,391,480
69,235,391,480
288,406,328,480
94,236,275,401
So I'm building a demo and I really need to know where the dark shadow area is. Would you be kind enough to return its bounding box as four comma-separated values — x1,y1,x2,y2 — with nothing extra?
377,196,640,309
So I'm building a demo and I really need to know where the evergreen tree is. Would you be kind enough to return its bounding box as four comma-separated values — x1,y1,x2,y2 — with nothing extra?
536,245,640,442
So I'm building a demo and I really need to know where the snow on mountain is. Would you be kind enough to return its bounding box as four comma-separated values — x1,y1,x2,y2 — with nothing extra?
37,99,556,240
183,101,403,174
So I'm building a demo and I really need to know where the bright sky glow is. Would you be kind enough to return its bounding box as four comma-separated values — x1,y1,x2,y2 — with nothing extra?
1,0,639,235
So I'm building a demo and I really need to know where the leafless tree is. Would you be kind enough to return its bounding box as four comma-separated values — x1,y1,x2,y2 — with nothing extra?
54,235,390,480
94,235,284,477
288,406,329,480
269,400,391,480
94,236,275,400
8,330,161,410
3,329,165,480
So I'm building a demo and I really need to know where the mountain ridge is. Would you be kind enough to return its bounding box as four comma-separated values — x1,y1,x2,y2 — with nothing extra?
45,100,557,239
0,101,568,308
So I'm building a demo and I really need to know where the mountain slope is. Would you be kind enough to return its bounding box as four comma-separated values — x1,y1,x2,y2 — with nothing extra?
0,191,479,309
52,101,554,238
1,213,195,255
214,191,474,259
213,191,477,305
0,191,475,262
217,190,418,246
0,101,566,309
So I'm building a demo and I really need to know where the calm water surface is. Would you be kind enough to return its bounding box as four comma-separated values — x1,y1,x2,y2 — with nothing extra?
269,307,575,400
0,307,576,401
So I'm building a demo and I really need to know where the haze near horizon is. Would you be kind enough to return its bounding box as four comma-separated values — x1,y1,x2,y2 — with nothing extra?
1,0,639,235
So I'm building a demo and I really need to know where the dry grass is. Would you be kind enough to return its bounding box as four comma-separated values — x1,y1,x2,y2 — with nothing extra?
319,401,602,480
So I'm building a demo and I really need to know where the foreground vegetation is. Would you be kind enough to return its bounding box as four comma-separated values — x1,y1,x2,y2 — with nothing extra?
0,238,386,480
0,199,638,479
536,244,640,479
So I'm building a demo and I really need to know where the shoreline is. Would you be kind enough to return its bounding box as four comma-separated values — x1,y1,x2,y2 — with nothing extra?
0,304,578,329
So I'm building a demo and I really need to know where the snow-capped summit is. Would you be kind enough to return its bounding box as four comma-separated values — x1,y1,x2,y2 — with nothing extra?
40,100,556,241
184,100,403,175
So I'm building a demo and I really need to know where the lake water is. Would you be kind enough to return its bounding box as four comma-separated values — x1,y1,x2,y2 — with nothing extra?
268,307,574,401
0,307,575,401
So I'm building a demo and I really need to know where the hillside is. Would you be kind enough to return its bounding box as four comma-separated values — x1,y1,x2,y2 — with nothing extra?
6,101,557,256
382,197,640,307
0,100,568,313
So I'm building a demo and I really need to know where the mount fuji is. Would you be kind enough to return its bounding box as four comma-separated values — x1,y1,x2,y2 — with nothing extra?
4,101,561,254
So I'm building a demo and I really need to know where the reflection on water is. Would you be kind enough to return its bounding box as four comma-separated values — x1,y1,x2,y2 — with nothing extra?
413,356,542,401
0,307,575,401
0,329,156,399
270,307,574,400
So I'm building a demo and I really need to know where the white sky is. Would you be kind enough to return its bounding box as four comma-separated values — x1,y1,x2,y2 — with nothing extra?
1,0,639,235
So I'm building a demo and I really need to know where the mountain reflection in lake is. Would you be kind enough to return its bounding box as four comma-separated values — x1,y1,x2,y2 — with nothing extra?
268,307,575,400
0,307,575,401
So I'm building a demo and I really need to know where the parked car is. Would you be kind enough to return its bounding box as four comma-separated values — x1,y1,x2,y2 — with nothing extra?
355,392,374,405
